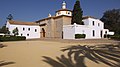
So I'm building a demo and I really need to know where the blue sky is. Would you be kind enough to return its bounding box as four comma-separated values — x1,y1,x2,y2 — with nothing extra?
0,0,120,27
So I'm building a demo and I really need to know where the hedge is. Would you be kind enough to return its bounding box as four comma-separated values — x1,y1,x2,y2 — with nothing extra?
75,34,86,39
110,35,120,40
0,35,26,42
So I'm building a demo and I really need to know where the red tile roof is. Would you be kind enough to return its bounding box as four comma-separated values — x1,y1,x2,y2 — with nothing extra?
8,20,38,26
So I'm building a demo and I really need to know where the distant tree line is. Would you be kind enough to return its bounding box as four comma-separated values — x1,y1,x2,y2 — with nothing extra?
0,25,19,36
100,9,120,35
0,14,19,36
0,25,10,34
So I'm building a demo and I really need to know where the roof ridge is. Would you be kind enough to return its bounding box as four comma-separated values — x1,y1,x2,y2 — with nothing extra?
8,20,38,26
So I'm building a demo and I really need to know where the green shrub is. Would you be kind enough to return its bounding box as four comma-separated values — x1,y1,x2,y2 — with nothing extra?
75,34,86,39
104,34,113,38
110,35,120,40
0,35,26,42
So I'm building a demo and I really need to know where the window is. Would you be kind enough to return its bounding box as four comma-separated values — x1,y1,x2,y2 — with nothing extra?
105,31,107,34
58,12,61,15
21,34,23,36
35,29,37,32
68,12,70,14
93,21,95,26
27,34,29,36
93,30,95,37
23,28,25,31
66,12,67,14
98,23,100,26
28,28,30,31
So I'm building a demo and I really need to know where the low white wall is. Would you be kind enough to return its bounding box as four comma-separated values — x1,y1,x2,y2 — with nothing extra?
63,25,75,39
63,23,104,39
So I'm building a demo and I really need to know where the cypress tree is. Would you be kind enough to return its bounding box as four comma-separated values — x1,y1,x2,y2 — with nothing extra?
71,0,83,25
6,14,13,20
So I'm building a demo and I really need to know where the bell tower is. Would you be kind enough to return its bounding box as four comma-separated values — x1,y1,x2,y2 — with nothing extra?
56,1,72,16
62,1,66,9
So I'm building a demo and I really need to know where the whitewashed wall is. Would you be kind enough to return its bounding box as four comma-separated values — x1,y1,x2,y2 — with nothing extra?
63,18,111,39
6,21,40,39
63,25,75,39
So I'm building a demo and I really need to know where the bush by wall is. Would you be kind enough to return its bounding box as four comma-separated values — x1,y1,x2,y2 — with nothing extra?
0,35,26,42
75,34,86,39
110,35,120,40
104,34,113,38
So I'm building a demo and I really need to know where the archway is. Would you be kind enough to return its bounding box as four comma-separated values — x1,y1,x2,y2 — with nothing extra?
41,28,45,38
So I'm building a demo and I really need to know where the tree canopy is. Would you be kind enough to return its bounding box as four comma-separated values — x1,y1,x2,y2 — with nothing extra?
100,9,120,35
0,25,10,34
71,0,83,25
12,27,19,36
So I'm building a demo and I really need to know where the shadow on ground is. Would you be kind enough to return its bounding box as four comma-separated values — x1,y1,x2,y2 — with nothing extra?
43,43,120,67
0,44,7,48
0,61,15,66
0,44,15,66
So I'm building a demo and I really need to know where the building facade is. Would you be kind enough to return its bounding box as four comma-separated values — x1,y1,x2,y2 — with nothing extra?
5,1,114,39
36,1,72,39
6,20,40,39
63,16,114,39
36,1,114,39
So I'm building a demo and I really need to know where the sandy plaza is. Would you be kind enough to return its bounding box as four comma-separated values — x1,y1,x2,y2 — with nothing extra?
0,39,120,67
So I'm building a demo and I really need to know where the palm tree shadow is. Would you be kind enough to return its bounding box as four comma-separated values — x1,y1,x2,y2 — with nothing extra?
43,55,86,67
43,43,120,67
0,44,7,48
0,61,15,66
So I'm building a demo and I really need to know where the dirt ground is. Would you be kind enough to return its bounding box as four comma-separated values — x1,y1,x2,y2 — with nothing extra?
0,39,119,67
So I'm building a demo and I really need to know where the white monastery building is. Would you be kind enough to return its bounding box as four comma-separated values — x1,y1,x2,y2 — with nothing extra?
63,17,114,39
6,1,114,39
6,20,40,39
36,1,114,39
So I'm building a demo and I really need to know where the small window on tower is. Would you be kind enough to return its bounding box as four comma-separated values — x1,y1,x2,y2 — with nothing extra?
68,12,70,14
66,12,67,14
58,12,61,15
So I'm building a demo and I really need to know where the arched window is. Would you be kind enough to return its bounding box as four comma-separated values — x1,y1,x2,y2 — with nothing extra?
98,23,100,26
93,21,95,26
93,30,95,37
